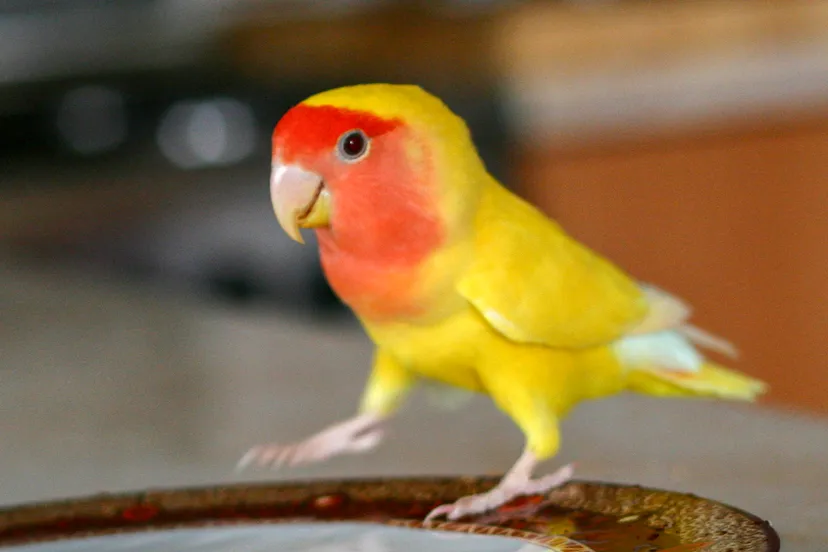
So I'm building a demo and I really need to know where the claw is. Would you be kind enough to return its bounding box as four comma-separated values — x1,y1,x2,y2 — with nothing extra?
424,462,575,521
234,447,260,472
424,488,510,521
524,463,575,493
234,413,385,473
424,504,456,523
348,427,385,453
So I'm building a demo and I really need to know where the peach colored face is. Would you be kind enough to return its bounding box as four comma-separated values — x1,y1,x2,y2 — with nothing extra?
270,103,447,319
270,104,443,263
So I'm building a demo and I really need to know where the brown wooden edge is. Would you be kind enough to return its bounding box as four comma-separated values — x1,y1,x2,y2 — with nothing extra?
0,478,780,552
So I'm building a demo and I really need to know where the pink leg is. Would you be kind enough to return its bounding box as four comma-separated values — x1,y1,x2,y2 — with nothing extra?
425,449,574,521
236,413,385,471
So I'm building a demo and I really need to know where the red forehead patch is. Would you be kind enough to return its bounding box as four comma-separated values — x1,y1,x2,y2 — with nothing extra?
273,104,401,162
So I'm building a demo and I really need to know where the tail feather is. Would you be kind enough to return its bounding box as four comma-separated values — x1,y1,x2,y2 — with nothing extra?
679,324,739,359
615,325,767,401
627,361,767,401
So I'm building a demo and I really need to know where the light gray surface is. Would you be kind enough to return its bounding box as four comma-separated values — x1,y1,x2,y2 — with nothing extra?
1,260,826,550
13,524,547,552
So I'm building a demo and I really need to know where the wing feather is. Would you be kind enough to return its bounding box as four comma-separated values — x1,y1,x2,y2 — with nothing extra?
458,184,651,349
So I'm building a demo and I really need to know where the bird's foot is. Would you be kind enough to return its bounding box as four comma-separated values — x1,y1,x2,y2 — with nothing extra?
425,463,574,521
235,413,384,471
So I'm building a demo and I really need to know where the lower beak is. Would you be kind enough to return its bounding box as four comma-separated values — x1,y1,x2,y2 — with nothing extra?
270,163,330,244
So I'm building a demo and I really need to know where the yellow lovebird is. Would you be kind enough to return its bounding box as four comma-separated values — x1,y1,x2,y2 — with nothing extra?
238,84,767,520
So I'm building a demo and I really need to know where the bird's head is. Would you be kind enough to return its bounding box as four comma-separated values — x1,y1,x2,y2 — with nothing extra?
269,84,486,250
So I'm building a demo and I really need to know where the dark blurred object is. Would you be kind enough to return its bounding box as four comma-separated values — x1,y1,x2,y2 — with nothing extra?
0,0,227,159
0,0,510,316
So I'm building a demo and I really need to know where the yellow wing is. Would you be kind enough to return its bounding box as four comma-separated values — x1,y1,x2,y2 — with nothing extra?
457,182,686,349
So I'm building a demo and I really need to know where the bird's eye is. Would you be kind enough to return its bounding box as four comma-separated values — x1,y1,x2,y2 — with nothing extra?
337,129,369,162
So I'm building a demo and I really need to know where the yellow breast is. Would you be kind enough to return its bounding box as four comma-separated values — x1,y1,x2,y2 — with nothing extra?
363,305,495,392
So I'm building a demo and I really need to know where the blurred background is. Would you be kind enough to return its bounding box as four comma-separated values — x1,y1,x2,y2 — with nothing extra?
2,0,828,548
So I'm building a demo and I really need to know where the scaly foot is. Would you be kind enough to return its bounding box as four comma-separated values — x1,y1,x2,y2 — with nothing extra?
236,413,384,471
425,463,574,521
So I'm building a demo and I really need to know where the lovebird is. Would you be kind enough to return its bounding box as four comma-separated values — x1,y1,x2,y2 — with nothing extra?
238,84,767,520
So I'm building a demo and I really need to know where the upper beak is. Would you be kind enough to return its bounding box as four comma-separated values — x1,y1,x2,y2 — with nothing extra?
270,162,330,244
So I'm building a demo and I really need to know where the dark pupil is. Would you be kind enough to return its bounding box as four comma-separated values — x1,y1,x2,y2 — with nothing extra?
343,132,365,157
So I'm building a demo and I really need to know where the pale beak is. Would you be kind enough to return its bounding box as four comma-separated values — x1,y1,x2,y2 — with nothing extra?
270,163,330,244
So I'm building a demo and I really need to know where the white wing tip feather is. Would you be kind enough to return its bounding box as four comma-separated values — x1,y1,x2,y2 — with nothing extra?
632,284,692,335
614,330,702,373
483,308,523,338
